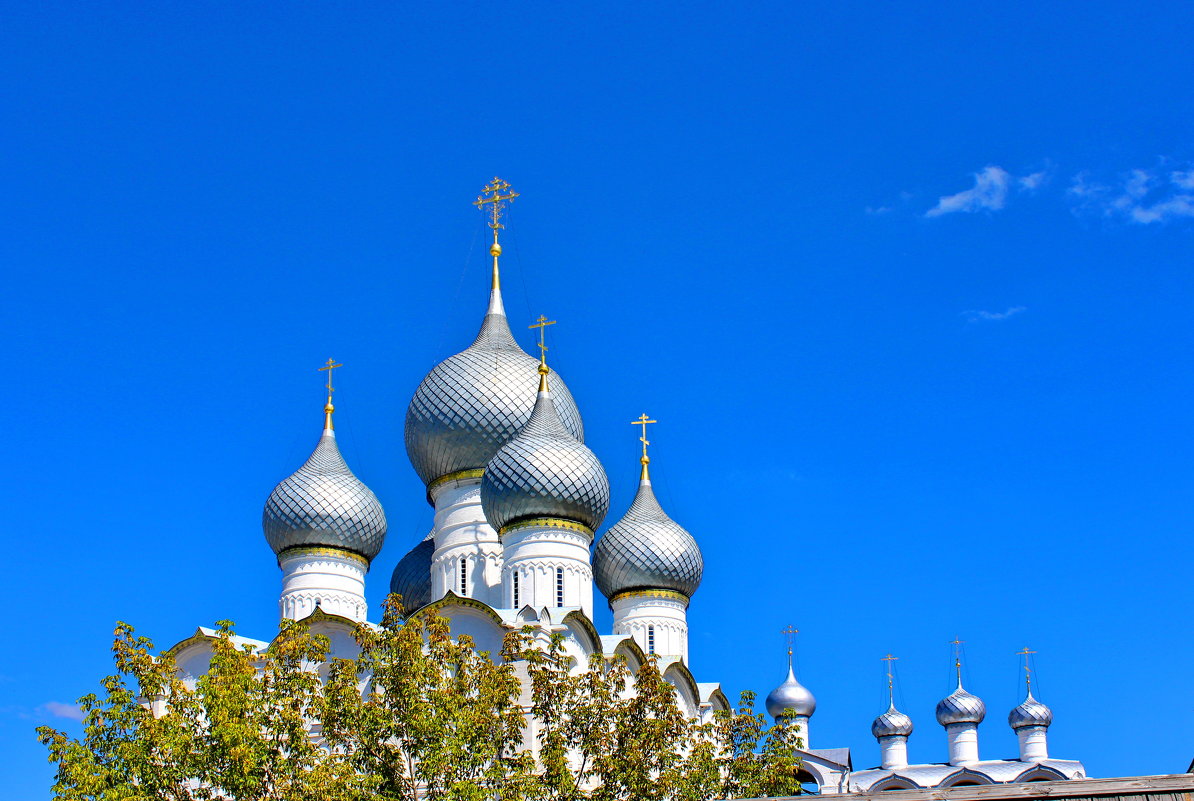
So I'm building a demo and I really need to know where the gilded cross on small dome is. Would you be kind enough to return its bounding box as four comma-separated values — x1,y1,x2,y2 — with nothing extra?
883,653,899,704
950,636,965,683
782,625,799,665
1017,646,1037,692
317,358,343,430
529,315,555,368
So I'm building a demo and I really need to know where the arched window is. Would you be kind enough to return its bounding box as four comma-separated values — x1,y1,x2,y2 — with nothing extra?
512,570,520,608
555,567,565,607
647,625,656,654
459,557,468,595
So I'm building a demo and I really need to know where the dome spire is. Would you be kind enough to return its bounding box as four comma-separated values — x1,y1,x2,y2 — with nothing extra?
1017,646,1037,697
951,635,965,688
474,176,519,316
883,652,899,708
783,624,799,671
529,313,556,391
317,358,341,431
632,413,657,482
872,653,913,766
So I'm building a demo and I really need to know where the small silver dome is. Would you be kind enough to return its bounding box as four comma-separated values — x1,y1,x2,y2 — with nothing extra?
263,429,387,561
593,468,703,600
1008,691,1053,729
936,683,986,726
389,532,435,611
872,703,914,738
765,665,817,720
481,379,609,533
404,286,584,487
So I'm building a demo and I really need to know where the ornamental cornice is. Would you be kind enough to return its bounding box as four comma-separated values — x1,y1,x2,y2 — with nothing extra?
427,468,485,504
610,588,690,606
499,517,594,539
277,546,369,569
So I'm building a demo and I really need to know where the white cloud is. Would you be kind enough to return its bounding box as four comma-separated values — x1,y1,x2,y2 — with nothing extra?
1170,170,1194,190
1019,170,1049,191
926,166,1012,217
962,306,1026,323
39,701,84,721
1068,166,1194,224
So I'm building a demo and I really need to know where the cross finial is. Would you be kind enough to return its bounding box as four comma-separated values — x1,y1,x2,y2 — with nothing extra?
474,177,519,289
882,654,899,706
528,315,556,388
317,358,342,430
1016,647,1037,694
474,176,519,231
631,414,657,473
950,637,965,686
781,625,799,668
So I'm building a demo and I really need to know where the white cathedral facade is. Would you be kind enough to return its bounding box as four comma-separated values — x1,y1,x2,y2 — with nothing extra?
167,181,1088,794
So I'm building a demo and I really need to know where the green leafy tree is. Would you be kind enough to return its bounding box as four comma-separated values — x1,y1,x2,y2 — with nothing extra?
39,597,803,801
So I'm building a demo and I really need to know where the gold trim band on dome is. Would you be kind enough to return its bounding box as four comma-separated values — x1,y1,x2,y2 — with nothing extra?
276,546,369,568
426,468,486,502
610,589,690,605
499,517,594,538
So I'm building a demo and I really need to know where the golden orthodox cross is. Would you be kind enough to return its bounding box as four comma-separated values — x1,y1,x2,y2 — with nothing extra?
474,177,519,232
1016,647,1037,691
318,358,342,401
529,315,556,366
950,636,965,681
782,625,799,655
631,414,657,462
882,654,899,702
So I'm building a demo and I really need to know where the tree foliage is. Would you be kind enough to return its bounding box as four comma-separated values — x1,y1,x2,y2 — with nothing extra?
39,598,803,801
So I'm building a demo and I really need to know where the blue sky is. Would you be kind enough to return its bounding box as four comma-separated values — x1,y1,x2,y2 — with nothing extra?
3,2,1192,797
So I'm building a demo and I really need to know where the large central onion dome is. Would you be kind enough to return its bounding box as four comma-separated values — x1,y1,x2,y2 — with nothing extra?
405,283,584,489
765,663,817,720
390,532,435,611
263,414,387,562
593,462,703,600
936,681,987,726
481,370,609,532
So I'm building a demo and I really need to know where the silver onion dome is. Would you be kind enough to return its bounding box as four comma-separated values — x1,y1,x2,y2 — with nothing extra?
263,427,387,561
593,468,703,599
765,665,817,720
1008,691,1053,729
404,285,584,488
389,532,435,611
936,682,987,726
872,704,914,738
481,375,609,532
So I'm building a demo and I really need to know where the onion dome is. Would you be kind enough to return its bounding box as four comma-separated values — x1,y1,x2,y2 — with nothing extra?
1008,691,1053,729
936,681,987,726
481,369,609,533
765,664,817,719
389,532,435,611
263,399,387,562
593,458,703,600
404,277,584,489
872,704,915,738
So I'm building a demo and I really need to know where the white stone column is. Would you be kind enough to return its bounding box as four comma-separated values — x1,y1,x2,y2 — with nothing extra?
430,476,504,608
500,520,593,618
879,735,909,769
946,722,980,765
1017,725,1049,762
610,591,690,663
278,547,368,623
